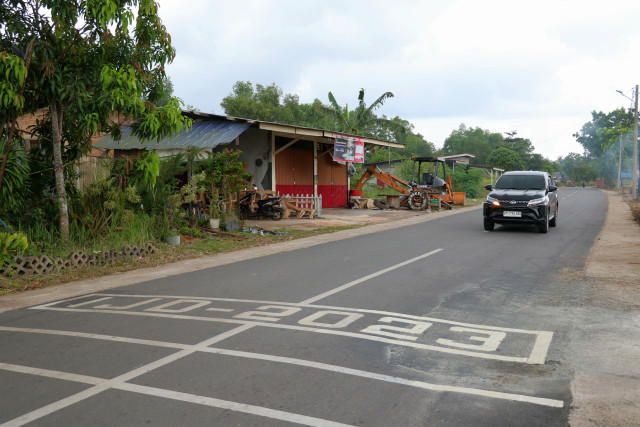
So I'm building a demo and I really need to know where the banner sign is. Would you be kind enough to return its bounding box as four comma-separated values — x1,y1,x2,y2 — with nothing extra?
334,134,365,163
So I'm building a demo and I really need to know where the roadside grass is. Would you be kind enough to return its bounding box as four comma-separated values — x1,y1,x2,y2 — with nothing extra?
0,225,360,295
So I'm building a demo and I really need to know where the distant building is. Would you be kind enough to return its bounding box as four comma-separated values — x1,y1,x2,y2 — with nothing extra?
441,153,475,165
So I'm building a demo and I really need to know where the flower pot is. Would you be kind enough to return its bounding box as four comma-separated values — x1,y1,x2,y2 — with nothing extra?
165,235,180,246
209,218,220,229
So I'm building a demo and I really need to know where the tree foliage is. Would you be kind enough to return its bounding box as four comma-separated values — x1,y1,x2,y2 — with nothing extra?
563,108,635,185
0,0,191,241
441,124,502,165
318,88,396,135
487,147,524,171
0,137,30,214
573,109,633,158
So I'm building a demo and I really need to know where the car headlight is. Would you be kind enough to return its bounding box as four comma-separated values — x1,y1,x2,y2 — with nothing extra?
486,196,500,206
527,196,548,207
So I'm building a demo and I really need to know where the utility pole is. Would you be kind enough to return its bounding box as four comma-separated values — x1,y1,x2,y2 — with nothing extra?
634,85,639,200
617,134,622,189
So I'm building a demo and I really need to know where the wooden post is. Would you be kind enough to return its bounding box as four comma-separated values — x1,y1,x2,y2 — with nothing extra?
271,132,276,191
313,140,318,197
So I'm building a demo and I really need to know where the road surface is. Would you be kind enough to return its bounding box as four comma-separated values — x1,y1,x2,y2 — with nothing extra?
0,187,611,425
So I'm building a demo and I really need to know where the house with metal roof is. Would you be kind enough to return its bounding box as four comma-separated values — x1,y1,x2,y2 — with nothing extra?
95,111,403,208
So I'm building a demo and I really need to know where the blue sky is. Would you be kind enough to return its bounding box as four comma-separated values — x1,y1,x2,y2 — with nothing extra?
158,0,640,160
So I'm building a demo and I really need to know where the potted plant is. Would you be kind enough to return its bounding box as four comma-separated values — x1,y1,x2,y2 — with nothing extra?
207,189,221,229
163,172,206,245
163,193,182,245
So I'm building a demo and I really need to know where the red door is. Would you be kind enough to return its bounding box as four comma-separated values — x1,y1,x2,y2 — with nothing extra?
318,153,347,208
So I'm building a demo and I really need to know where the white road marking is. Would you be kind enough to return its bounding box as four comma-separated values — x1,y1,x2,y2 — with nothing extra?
0,327,565,409
298,248,444,304
31,294,553,364
0,363,350,427
40,293,552,334
0,325,254,427
67,297,112,308
528,331,554,365
0,326,185,350
24,307,533,363
7,245,561,422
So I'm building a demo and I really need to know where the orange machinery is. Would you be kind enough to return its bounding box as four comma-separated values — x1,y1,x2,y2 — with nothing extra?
352,157,455,210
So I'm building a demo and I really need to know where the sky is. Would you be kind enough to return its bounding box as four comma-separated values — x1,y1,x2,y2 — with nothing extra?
157,0,640,161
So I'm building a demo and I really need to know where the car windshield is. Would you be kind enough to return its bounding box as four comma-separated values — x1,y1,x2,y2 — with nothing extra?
494,175,546,190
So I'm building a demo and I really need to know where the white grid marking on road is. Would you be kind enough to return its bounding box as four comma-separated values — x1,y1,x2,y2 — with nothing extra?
23,307,534,363
0,327,564,409
0,362,350,427
3,248,561,424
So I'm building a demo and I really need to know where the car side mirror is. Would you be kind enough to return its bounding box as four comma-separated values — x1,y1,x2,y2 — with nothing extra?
548,185,558,192
484,184,492,191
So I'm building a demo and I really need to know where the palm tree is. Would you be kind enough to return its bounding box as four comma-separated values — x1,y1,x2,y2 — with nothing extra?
320,88,394,135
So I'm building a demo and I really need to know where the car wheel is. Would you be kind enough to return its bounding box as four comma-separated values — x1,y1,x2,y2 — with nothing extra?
483,220,494,231
549,204,558,227
538,209,549,233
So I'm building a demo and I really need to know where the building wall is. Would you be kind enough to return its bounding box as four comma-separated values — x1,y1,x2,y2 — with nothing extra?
16,108,112,191
237,127,271,190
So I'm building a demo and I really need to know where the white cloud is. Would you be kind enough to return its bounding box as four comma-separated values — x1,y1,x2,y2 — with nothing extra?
158,0,640,159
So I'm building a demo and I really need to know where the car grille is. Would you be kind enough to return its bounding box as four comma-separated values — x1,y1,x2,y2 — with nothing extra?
500,200,528,205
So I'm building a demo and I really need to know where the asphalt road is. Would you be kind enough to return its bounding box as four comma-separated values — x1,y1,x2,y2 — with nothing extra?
0,187,608,426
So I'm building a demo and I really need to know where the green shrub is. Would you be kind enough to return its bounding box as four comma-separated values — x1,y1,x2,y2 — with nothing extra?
451,168,484,199
0,232,29,267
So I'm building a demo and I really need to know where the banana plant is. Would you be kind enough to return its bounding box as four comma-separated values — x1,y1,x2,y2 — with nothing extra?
320,88,394,135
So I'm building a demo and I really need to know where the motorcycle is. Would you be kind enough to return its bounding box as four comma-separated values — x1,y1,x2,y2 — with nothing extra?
238,186,285,221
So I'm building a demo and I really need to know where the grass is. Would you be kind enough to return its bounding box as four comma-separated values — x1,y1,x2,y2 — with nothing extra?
0,224,360,295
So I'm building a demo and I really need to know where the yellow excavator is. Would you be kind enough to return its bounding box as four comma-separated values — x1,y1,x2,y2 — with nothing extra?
352,157,455,210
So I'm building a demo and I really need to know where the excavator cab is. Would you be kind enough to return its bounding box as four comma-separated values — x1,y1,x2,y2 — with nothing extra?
410,157,447,189
406,157,453,211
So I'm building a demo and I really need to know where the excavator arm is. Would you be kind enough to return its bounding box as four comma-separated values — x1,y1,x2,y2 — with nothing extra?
353,164,411,195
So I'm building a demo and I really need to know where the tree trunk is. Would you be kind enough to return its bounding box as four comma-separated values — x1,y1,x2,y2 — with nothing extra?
50,100,70,242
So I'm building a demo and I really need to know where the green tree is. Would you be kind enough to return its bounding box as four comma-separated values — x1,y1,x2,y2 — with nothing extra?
221,81,285,122
557,153,598,183
526,153,554,173
319,88,396,136
574,108,633,158
1,0,190,241
487,147,524,171
442,124,503,165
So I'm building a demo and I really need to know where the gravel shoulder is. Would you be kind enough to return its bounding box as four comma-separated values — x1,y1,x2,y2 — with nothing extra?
568,191,640,426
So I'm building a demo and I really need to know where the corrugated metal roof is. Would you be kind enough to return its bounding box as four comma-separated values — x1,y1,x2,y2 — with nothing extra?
94,118,251,150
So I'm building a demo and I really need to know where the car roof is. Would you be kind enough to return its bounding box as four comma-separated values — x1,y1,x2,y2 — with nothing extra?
501,171,548,176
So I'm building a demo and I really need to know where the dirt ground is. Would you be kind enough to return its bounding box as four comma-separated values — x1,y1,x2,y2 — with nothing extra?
568,191,640,426
568,192,640,426
243,205,435,230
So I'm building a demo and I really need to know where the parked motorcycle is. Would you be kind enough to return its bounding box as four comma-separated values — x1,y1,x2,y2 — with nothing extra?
238,186,285,221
